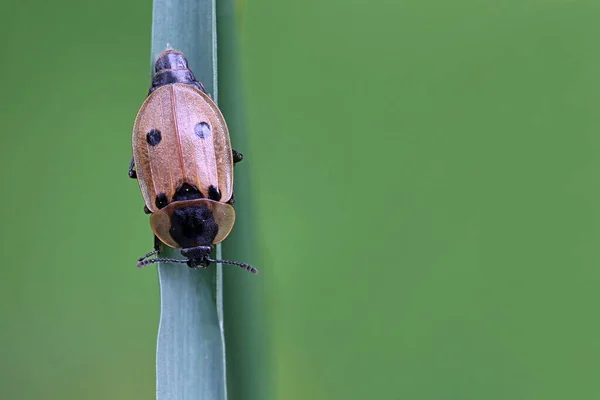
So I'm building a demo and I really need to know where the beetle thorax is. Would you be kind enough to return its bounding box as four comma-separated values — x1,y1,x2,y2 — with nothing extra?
169,205,219,248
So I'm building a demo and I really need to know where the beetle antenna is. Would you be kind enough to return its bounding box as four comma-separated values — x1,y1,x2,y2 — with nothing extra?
137,258,188,268
207,257,259,274
137,249,160,262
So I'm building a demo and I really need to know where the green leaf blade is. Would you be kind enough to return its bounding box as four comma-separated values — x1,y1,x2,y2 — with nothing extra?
150,0,226,398
156,266,226,400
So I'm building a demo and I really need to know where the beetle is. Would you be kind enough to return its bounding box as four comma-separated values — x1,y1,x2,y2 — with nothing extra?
128,49,257,274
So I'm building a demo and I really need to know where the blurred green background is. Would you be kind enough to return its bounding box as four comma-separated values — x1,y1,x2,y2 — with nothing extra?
2,0,600,399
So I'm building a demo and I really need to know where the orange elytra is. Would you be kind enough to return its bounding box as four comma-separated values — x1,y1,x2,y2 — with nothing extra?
128,49,257,274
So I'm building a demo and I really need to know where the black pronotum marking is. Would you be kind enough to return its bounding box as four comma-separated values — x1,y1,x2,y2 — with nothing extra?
194,122,212,139
146,129,162,146
208,185,221,201
173,183,204,202
155,193,169,209
169,205,219,248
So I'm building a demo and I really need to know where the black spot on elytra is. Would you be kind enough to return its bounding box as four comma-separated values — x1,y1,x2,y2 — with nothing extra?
208,185,221,201
147,129,162,146
169,205,219,248
173,183,204,202
155,193,168,209
194,122,211,139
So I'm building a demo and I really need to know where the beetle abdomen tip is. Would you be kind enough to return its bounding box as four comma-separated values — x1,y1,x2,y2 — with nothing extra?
149,50,206,94
155,49,189,72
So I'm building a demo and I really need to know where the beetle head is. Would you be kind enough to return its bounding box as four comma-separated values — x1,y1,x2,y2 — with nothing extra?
181,245,213,268
179,245,258,273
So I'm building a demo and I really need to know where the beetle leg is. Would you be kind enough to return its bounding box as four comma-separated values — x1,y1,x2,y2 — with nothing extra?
154,235,162,253
128,158,137,179
227,192,236,205
144,205,151,214
137,236,163,262
232,149,243,164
